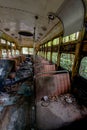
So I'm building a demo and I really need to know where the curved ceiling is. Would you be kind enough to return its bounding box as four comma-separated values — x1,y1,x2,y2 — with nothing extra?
56,0,84,36
0,0,65,47
0,0,86,47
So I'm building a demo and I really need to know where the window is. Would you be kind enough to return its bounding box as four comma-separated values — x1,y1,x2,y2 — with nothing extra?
41,52,45,58
44,52,46,59
63,32,80,43
79,57,87,79
1,39,6,44
69,33,76,41
70,32,79,41
40,46,42,49
7,41,10,45
53,38,59,45
29,48,33,54
47,52,51,61
48,41,51,47
52,52,58,64
63,36,69,43
2,49,7,58
8,49,11,57
45,43,47,47
60,53,75,71
16,50,19,55
11,43,15,47
12,49,15,56
22,47,29,54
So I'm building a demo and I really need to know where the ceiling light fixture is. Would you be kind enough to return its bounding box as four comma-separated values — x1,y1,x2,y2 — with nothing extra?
18,31,33,36
48,12,56,20
4,28,10,31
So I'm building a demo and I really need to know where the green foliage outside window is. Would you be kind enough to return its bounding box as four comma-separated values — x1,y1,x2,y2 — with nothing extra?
52,52,58,64
47,52,51,61
45,43,47,47
44,52,46,59
60,53,75,71
79,57,87,79
41,52,45,58
53,38,59,45
63,32,79,43
39,51,45,58
63,36,69,43
48,41,51,47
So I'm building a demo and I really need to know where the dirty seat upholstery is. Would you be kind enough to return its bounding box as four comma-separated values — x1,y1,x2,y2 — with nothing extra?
36,71,87,130
0,59,15,91
35,71,70,101
34,64,56,75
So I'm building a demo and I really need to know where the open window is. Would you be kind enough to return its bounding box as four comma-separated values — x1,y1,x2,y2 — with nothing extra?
79,57,87,79
60,53,75,71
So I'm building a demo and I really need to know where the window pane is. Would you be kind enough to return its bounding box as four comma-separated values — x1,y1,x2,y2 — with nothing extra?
76,32,79,39
70,33,76,41
48,41,51,47
53,38,59,45
63,32,79,43
12,49,15,56
29,48,33,54
47,52,50,61
2,49,7,58
60,53,75,71
16,50,19,55
40,52,45,58
52,52,58,64
7,41,10,45
1,39,6,44
22,47,28,54
44,52,46,59
63,36,69,43
79,57,87,79
12,43,15,47
45,43,47,47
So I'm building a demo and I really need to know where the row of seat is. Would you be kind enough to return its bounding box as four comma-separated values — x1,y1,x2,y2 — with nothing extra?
34,55,87,130
34,55,71,101
0,54,33,92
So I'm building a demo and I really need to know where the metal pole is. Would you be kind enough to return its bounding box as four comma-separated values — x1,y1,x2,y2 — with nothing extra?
33,27,36,62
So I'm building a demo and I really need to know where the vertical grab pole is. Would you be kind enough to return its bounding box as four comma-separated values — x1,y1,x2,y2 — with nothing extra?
33,27,36,62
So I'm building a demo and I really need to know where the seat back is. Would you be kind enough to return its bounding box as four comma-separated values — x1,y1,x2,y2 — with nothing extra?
35,71,70,101
34,64,56,75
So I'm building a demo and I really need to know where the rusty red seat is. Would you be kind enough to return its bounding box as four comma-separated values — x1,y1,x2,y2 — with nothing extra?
35,71,70,101
34,64,56,75
36,71,87,130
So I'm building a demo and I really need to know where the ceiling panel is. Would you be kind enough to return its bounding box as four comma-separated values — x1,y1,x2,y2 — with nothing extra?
0,0,86,47
0,0,64,46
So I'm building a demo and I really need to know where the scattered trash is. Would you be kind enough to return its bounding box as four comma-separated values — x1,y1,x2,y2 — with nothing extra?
64,94,76,104
41,96,48,101
41,96,50,107
7,107,26,130
0,92,18,106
